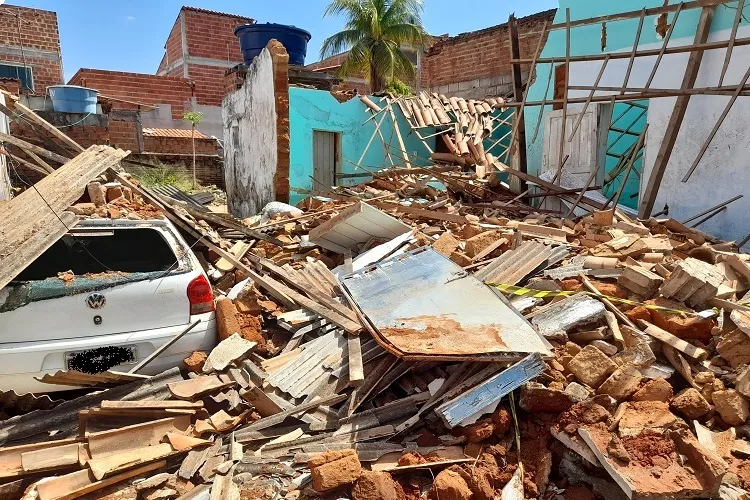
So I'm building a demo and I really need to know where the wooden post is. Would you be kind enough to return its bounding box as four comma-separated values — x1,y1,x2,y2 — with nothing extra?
554,9,572,186
639,6,715,218
645,2,684,89
719,0,744,86
568,55,610,141
508,15,530,192
620,9,646,95
386,100,412,169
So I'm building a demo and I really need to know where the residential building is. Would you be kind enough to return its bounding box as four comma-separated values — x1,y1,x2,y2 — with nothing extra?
0,4,63,93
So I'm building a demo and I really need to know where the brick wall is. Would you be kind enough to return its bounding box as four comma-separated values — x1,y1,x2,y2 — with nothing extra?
162,16,184,72
183,8,249,61
144,136,218,155
68,69,194,120
420,9,555,99
108,118,141,152
0,4,63,93
157,7,252,106
187,63,229,107
268,40,290,203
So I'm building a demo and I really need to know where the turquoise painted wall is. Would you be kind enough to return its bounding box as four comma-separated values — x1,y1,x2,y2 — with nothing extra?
523,1,743,209
289,88,436,204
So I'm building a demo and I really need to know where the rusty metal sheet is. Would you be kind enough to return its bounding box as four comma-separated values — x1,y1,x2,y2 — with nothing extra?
341,247,552,360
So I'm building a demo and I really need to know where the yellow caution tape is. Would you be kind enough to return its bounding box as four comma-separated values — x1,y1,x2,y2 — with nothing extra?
487,283,699,317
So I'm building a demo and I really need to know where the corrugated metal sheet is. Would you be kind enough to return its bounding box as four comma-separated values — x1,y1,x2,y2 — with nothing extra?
151,185,205,209
0,391,61,418
34,370,150,389
142,128,210,139
475,241,569,285
342,247,552,361
0,368,184,446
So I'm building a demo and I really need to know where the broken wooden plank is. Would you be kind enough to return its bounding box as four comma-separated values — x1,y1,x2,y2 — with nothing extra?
347,334,365,387
0,145,129,291
235,394,346,434
638,320,710,361
216,240,253,273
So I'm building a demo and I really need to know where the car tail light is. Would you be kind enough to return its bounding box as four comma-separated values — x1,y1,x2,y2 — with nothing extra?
187,275,215,315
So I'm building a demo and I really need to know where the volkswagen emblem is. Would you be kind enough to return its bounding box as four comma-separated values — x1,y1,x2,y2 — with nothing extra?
86,293,106,309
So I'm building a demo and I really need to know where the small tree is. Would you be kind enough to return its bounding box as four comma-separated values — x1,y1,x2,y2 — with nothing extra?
183,111,204,190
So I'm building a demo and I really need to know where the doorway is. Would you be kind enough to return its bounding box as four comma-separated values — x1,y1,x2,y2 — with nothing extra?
312,130,341,190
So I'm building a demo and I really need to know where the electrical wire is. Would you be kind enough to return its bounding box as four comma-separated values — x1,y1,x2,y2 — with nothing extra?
7,157,117,273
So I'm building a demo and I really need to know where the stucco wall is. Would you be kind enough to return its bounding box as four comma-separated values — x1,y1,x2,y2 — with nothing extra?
222,48,277,218
288,88,436,204
523,1,749,241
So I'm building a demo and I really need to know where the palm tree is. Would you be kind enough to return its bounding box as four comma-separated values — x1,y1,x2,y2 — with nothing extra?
321,0,429,93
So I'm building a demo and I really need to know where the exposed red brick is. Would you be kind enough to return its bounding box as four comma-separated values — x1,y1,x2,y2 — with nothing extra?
0,5,64,93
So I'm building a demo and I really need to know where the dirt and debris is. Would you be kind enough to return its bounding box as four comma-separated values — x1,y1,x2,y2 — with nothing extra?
2,77,750,500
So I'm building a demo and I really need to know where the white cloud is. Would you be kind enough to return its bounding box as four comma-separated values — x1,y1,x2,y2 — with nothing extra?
126,15,135,21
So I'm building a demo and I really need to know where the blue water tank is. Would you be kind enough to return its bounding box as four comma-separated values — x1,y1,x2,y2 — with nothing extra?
234,23,312,66
48,85,98,114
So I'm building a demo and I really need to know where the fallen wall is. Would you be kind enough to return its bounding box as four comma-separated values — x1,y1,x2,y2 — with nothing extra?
223,47,278,218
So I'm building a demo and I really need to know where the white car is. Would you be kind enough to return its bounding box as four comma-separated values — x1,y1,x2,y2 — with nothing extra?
0,217,217,393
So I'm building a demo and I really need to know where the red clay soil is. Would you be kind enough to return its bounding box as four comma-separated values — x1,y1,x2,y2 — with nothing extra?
398,451,427,466
557,402,612,434
621,432,677,468
564,485,597,500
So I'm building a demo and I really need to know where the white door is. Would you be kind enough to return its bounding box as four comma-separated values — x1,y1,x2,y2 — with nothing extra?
542,103,610,189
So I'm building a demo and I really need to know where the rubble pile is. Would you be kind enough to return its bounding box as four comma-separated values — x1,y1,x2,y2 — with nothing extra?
1,96,750,500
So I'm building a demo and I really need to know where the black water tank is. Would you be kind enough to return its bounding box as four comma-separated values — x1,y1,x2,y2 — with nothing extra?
234,23,312,66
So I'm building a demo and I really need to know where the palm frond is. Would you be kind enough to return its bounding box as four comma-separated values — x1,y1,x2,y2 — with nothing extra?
381,22,428,47
338,39,371,78
320,29,363,59
323,0,363,19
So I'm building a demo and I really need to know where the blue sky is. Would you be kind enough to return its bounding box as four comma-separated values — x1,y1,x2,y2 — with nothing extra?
8,0,558,82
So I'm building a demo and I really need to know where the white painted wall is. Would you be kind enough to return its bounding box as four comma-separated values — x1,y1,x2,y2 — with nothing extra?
564,24,750,244
222,48,277,218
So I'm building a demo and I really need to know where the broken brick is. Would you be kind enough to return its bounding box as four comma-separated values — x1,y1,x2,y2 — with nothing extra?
712,389,750,426
597,365,642,401
309,449,362,492
215,297,241,342
568,345,617,388
632,378,673,402
433,232,460,258
671,388,711,420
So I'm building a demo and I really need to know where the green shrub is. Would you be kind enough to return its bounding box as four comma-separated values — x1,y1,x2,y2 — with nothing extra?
385,78,413,96
129,164,204,194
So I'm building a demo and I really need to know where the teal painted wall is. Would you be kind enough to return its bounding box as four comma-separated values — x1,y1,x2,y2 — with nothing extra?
289,88,436,204
523,1,743,209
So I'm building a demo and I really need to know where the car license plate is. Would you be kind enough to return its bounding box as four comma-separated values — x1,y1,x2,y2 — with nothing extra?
66,345,137,372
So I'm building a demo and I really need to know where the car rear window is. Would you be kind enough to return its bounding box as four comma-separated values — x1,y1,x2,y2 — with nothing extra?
15,228,178,281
